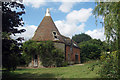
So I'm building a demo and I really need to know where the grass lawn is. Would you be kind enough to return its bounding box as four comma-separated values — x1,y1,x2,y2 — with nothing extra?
2,60,101,79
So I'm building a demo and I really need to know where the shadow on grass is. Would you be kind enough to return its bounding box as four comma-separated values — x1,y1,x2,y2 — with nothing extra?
18,72,56,78
2,70,56,80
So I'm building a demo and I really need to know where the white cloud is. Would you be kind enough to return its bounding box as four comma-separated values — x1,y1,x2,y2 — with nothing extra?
11,25,37,41
85,28,106,41
66,8,93,23
23,0,46,8
55,20,85,37
57,0,91,13
54,0,90,13
23,0,76,12
23,0,90,11
55,8,92,38
59,2,76,13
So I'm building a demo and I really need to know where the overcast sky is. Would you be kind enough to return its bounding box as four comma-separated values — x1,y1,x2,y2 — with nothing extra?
11,0,106,41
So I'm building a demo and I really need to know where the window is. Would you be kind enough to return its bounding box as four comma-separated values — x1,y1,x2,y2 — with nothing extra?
53,32,57,35
70,45,73,54
73,43,77,47
52,31,59,40
54,35,57,38
70,47,72,51
68,53,70,60
75,53,79,63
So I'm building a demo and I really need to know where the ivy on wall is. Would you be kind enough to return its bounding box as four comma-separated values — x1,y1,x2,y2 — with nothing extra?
22,40,66,67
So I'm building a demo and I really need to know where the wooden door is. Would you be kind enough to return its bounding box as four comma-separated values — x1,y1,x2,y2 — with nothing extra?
34,55,38,67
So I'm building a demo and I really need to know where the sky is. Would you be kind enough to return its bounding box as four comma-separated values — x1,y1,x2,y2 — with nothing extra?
11,0,106,41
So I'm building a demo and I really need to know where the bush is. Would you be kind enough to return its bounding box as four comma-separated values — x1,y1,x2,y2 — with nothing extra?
79,42,101,63
100,51,118,78
22,40,66,67
61,61,68,67
39,41,65,67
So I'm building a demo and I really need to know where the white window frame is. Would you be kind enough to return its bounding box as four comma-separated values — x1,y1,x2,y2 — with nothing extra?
52,31,59,40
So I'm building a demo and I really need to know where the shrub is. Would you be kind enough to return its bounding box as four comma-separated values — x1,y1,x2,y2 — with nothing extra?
22,40,66,67
61,61,68,67
39,41,65,67
100,51,118,78
79,42,101,63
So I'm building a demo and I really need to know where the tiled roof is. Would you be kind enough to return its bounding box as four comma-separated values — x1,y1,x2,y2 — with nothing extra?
32,16,64,43
61,35,79,48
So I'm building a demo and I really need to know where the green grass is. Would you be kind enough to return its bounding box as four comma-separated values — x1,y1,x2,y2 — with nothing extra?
3,60,101,79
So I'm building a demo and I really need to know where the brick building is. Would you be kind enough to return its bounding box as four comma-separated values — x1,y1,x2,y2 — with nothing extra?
29,8,80,67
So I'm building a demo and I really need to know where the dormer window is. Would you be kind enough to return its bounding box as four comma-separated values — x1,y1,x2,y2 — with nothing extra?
52,31,59,40
73,43,77,47
53,32,57,35
54,35,57,38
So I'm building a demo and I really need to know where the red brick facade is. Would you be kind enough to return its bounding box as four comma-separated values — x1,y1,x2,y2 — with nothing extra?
65,45,80,64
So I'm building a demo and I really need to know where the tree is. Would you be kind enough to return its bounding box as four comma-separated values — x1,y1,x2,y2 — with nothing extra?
86,39,109,51
72,33,92,43
2,1,25,71
2,2,25,34
79,39,101,63
93,2,120,78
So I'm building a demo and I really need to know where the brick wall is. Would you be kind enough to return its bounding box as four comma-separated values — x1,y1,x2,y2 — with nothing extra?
72,47,80,63
65,45,80,64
